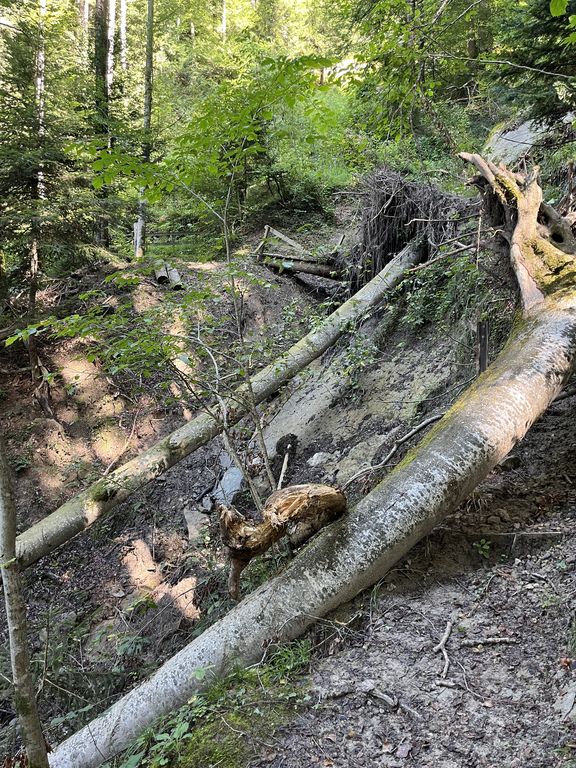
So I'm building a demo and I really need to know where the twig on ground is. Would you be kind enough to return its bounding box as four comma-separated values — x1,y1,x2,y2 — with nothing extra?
343,414,443,490
433,619,454,678
460,636,517,647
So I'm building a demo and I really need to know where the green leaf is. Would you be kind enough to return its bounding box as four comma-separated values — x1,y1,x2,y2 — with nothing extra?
551,0,568,16
119,753,146,768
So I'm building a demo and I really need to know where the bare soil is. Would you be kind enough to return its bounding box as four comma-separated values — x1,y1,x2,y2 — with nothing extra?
251,396,576,768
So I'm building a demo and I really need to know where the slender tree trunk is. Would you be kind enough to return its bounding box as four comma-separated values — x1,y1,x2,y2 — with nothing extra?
28,0,47,401
47,159,576,768
119,0,127,71
15,245,423,568
78,0,89,29
94,0,110,247
134,0,153,259
0,253,8,313
221,0,227,38
0,443,49,768
106,0,115,92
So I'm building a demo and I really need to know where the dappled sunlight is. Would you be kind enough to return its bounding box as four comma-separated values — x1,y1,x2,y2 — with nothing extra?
183,261,221,272
92,423,126,463
122,538,162,592
121,538,200,621
52,351,109,406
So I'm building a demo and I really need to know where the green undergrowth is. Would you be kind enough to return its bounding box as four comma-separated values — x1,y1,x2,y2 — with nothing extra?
107,639,312,768
389,249,514,361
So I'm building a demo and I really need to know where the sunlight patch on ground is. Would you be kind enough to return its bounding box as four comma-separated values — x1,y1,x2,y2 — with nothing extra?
132,283,162,313
92,423,126,463
53,352,109,405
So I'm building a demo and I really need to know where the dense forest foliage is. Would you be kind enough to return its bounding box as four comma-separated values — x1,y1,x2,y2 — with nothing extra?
1,0,575,327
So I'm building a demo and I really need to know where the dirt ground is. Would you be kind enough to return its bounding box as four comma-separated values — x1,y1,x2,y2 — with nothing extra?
0,202,575,766
250,394,576,768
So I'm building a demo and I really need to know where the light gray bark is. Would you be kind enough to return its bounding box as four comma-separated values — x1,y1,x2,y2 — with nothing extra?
119,0,127,70
47,298,576,768
16,244,422,568
134,0,153,258
0,444,49,767
106,0,115,92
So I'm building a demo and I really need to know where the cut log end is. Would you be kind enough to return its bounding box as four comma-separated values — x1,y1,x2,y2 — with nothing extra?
220,483,347,600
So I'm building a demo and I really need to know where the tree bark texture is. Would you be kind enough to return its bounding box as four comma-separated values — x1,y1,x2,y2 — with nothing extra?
0,445,49,768
261,255,340,278
119,0,127,70
47,160,576,768
16,244,423,568
94,0,110,247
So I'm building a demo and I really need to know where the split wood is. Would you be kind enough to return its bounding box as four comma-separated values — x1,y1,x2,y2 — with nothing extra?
277,447,291,490
220,483,346,600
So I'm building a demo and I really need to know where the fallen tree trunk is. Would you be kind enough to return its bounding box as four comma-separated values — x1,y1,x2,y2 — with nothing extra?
48,157,576,768
261,255,341,278
16,243,423,568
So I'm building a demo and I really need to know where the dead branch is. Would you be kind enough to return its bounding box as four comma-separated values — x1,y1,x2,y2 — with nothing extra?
433,619,454,679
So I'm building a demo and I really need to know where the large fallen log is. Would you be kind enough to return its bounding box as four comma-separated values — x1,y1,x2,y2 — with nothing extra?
16,243,423,568
48,158,576,768
261,255,341,278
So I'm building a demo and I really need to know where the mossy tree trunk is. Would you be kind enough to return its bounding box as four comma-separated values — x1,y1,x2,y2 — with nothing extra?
47,159,576,768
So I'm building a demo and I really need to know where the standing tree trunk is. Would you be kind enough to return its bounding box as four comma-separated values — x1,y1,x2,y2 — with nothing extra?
79,0,89,30
47,159,576,768
28,0,52,417
94,0,110,247
0,444,49,768
134,0,153,259
106,0,116,93
119,0,127,71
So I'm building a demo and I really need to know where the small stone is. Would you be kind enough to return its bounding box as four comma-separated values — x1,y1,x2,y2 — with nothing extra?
307,452,335,467
184,507,209,544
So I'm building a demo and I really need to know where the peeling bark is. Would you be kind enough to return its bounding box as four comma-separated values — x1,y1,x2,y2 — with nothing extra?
47,160,576,768
17,244,422,568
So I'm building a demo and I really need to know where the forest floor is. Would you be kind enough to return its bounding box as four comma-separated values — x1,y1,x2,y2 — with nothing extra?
250,396,576,768
0,194,575,767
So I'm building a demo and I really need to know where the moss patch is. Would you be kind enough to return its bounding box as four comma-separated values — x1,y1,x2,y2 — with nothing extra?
109,640,312,768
